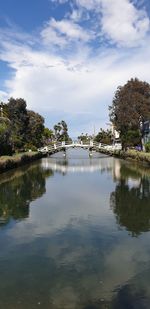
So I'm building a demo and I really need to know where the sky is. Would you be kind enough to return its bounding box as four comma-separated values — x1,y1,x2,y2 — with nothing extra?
0,0,150,137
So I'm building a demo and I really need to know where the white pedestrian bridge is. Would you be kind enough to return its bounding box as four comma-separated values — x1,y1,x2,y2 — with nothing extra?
38,140,122,155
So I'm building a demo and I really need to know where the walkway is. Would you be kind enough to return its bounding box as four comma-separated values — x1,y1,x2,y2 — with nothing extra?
38,140,121,155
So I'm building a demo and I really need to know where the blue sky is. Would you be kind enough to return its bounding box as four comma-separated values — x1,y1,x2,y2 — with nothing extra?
0,0,150,136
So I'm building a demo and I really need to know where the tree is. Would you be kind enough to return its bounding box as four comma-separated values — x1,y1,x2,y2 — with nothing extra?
0,103,12,155
121,129,141,148
0,121,12,155
78,133,92,142
54,123,62,141
7,98,29,150
0,164,53,226
54,120,69,141
94,128,112,144
0,97,49,154
110,176,150,237
61,120,69,141
26,110,44,149
109,78,150,149
43,128,54,145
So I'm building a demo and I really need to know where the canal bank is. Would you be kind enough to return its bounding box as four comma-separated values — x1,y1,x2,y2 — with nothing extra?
1,147,150,174
0,152,44,173
99,148,150,165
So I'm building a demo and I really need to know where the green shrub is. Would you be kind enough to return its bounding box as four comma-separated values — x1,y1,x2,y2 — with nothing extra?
24,143,37,152
0,152,42,173
145,142,150,153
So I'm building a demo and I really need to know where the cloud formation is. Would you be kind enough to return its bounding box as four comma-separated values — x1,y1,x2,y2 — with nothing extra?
0,0,150,135
41,18,93,47
54,0,150,47
100,0,150,47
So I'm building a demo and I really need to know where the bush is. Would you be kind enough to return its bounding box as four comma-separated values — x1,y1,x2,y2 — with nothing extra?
0,152,42,173
24,143,37,152
145,142,150,153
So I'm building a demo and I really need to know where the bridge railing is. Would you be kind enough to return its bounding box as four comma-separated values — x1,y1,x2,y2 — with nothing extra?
38,140,119,153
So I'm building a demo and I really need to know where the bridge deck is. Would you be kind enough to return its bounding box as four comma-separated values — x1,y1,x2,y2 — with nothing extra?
38,141,121,154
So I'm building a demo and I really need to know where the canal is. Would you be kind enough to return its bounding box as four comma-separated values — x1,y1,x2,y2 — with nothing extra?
0,149,150,308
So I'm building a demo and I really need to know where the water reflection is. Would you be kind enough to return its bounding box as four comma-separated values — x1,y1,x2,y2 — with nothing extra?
42,150,113,174
0,150,150,308
0,163,53,226
110,163,150,236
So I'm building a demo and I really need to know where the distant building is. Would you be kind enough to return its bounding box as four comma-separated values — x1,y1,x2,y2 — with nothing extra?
111,123,121,144
142,121,150,144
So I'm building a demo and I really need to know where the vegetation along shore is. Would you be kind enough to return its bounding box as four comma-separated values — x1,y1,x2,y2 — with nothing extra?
100,148,150,165
0,152,43,174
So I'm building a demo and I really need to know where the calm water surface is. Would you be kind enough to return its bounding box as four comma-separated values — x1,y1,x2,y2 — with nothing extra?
0,149,150,309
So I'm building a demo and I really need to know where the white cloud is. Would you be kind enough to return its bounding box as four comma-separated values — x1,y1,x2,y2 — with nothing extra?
1,36,150,136
0,0,150,134
76,0,98,10
54,0,150,47
0,90,9,102
41,18,93,48
41,26,67,47
100,0,150,47
51,18,88,40
70,8,84,22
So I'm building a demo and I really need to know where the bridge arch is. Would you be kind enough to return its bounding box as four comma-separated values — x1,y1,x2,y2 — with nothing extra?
38,140,121,155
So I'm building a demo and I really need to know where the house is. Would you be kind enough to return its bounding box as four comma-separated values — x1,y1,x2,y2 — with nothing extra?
142,121,150,144
111,123,121,146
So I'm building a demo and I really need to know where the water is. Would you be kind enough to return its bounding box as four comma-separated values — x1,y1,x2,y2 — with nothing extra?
0,148,150,308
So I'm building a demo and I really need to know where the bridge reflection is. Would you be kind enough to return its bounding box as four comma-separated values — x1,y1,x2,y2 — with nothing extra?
42,156,114,174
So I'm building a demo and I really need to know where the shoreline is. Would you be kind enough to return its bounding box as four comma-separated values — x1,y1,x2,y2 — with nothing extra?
99,148,150,165
0,152,44,174
0,148,150,175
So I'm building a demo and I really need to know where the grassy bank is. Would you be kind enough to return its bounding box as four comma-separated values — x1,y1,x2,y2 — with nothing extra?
120,149,150,164
100,148,150,165
0,152,43,174
1,148,150,174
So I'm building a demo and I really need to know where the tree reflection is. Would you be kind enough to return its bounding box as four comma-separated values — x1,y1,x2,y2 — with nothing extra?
112,282,148,309
110,164,150,236
0,164,53,226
